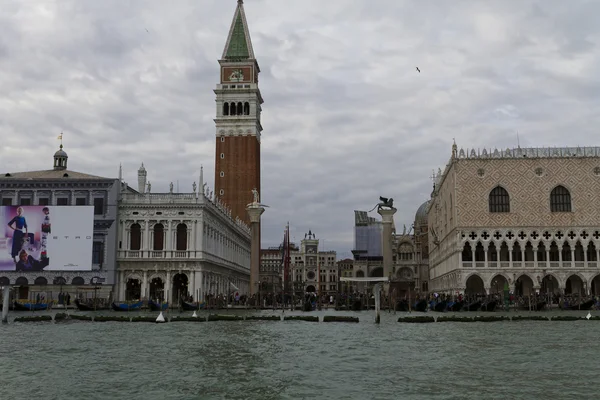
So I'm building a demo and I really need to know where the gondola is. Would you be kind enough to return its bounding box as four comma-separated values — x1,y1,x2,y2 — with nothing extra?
148,299,168,311
413,299,428,312
13,301,48,311
74,299,108,311
302,300,314,312
481,301,497,312
433,301,447,312
395,299,409,312
566,299,595,311
519,301,546,311
465,301,481,312
111,301,143,312
450,301,464,312
351,299,363,311
180,299,207,311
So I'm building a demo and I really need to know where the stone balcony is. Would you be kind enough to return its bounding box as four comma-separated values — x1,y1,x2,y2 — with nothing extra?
117,250,250,273
463,261,598,269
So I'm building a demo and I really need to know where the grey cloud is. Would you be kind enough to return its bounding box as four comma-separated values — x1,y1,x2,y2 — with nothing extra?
1,0,599,256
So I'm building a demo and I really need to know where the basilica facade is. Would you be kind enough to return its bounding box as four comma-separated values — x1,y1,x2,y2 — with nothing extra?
428,144,600,297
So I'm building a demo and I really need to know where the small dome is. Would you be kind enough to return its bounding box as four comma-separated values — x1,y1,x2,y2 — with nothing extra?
53,144,68,171
414,200,430,226
54,148,68,158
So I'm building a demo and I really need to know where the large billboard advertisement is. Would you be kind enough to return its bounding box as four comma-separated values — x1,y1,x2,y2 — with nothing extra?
0,206,94,272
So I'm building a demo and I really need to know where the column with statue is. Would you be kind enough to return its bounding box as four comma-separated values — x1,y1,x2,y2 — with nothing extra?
377,196,396,320
246,188,267,308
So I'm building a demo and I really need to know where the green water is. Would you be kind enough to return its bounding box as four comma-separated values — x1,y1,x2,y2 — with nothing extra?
1,309,598,399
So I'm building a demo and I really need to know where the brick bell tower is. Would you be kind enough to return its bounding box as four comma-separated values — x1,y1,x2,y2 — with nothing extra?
214,0,263,226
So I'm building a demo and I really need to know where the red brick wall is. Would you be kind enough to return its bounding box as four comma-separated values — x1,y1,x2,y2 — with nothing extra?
214,135,260,225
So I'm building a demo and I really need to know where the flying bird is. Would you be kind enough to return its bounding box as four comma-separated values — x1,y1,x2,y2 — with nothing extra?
145,28,149,33
416,67,420,73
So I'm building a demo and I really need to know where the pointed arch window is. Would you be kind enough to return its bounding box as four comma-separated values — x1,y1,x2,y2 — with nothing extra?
489,186,510,213
550,185,572,212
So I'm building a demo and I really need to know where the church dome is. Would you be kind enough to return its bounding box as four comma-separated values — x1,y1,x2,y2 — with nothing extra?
414,200,430,227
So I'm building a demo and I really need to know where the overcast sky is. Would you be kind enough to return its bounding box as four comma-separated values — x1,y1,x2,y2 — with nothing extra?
1,1,599,259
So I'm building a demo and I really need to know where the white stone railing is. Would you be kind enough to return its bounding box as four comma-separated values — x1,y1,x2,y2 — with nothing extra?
461,261,599,269
121,193,200,204
117,250,250,273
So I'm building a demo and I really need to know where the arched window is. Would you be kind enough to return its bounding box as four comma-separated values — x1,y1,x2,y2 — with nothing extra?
489,186,510,213
230,102,237,115
237,102,243,115
223,102,229,116
176,223,187,251
550,185,572,212
244,102,250,115
153,223,164,251
130,223,141,250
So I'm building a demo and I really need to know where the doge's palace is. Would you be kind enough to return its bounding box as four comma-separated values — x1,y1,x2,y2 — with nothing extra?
429,144,600,297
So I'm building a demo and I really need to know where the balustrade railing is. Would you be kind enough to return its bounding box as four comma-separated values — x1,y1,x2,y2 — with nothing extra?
459,260,599,269
117,250,250,272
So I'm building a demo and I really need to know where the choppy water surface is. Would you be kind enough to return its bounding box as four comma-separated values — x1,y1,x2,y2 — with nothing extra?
1,309,599,400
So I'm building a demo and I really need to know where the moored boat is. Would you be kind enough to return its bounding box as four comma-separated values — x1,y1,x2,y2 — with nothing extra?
180,299,206,311
450,301,464,312
433,301,447,312
111,301,143,312
413,299,428,312
148,299,168,311
74,299,108,311
566,299,595,311
465,301,481,312
14,301,48,311
481,301,497,312
395,299,409,312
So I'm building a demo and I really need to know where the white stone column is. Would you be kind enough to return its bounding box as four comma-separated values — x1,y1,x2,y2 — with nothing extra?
142,271,148,300
198,270,204,301
508,245,513,268
144,222,150,253
167,222,173,254
247,205,265,296
571,249,575,268
165,271,171,304
546,249,551,269
190,270,196,301
484,245,488,268
377,207,397,282
119,270,126,301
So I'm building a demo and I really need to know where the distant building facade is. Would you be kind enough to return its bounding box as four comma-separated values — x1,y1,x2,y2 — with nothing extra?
429,144,600,297
290,231,337,297
351,210,383,282
0,144,119,300
116,166,251,303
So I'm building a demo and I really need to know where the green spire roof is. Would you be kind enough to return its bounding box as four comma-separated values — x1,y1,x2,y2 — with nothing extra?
225,13,249,60
222,1,255,60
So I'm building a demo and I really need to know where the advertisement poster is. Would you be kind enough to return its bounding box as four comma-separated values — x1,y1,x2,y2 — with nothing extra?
0,206,93,272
